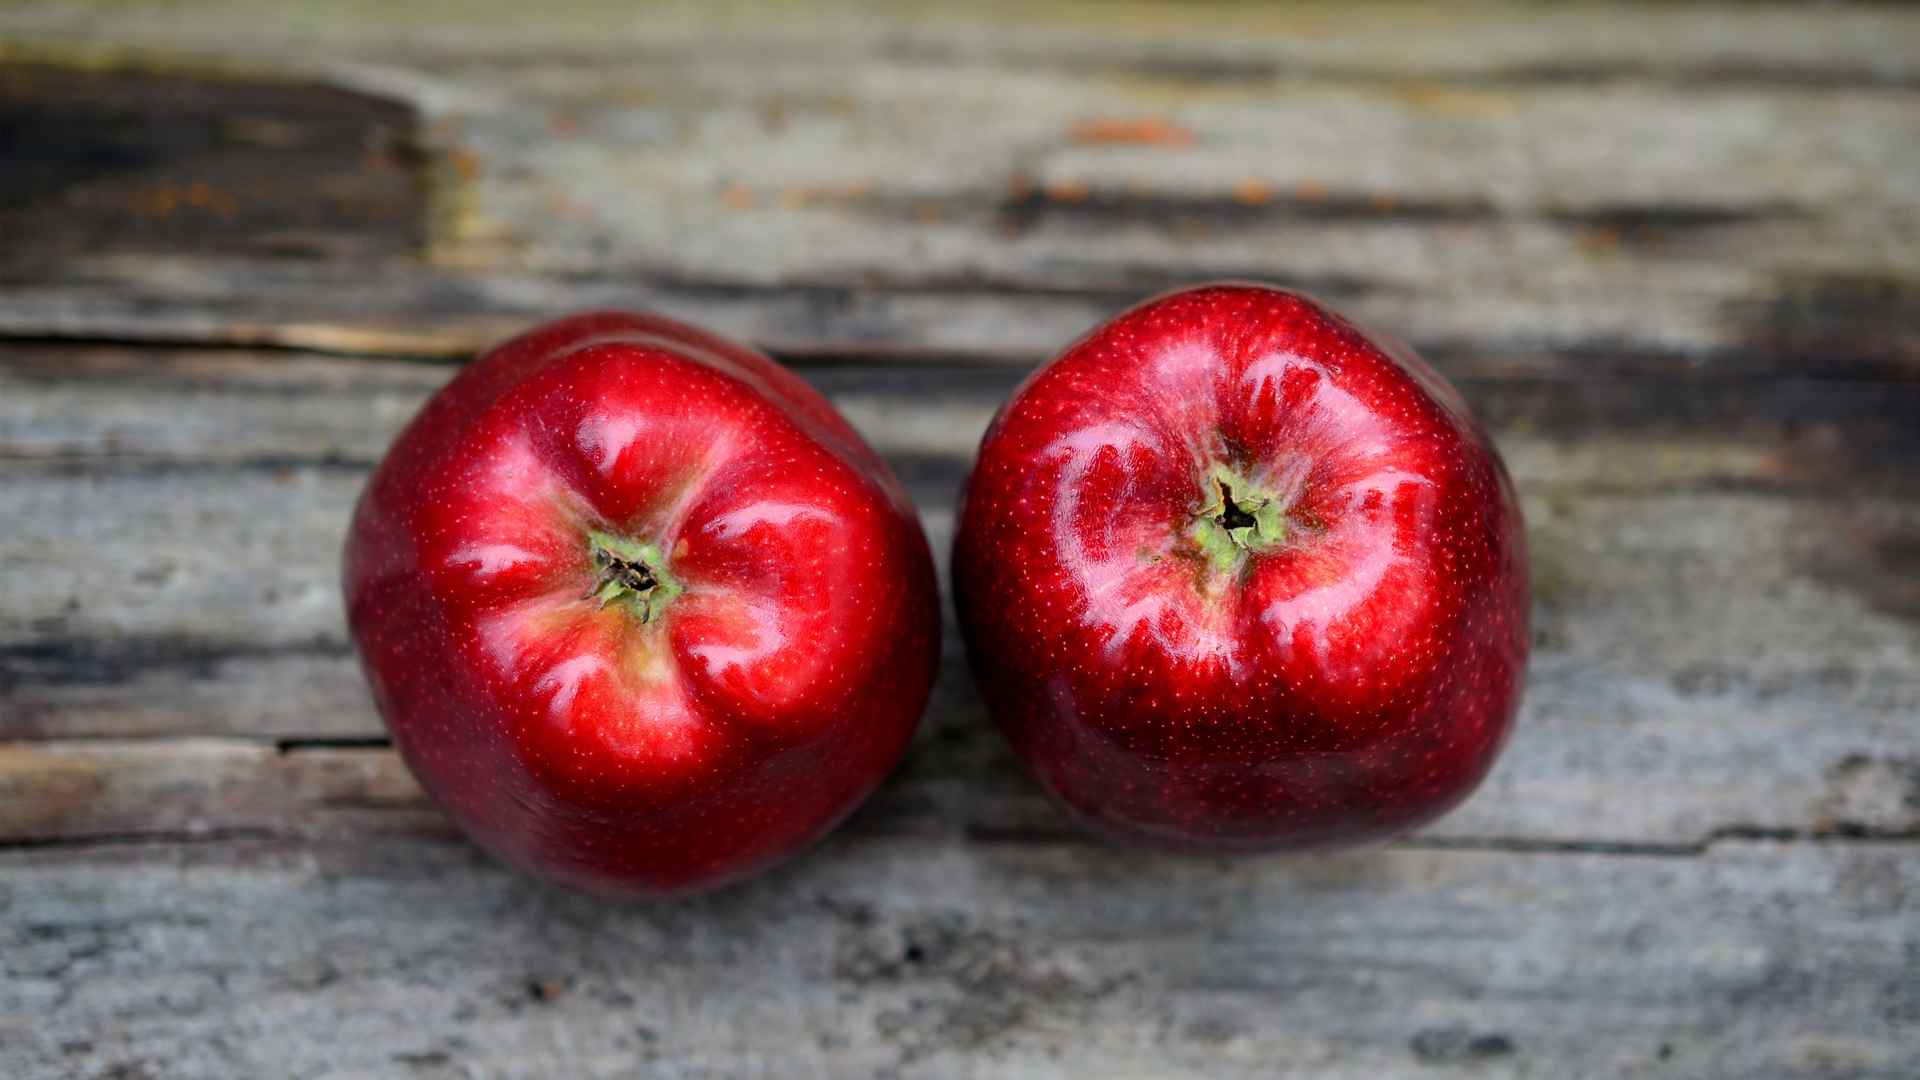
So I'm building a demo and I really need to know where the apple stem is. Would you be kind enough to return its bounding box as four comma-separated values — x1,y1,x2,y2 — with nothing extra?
1214,482,1259,532
1190,467,1286,573
585,530,680,623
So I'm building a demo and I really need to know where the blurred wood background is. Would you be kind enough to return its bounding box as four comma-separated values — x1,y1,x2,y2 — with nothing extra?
2,3,1916,1077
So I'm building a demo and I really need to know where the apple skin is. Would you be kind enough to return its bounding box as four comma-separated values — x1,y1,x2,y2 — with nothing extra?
344,312,940,895
953,284,1528,851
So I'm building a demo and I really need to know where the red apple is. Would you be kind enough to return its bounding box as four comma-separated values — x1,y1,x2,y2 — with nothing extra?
954,284,1528,850
344,312,939,895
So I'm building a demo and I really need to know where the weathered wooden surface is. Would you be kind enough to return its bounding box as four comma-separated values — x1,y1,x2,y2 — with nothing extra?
6,837,1916,1080
2,2,1918,1078
3,347,1918,854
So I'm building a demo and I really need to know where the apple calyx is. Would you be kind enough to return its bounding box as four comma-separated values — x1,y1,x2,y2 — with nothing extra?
1190,465,1286,573
585,529,681,623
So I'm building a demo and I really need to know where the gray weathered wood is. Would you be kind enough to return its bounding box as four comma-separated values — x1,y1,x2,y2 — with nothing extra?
7,343,1919,482
2,835,1914,1080
12,0,1920,78
2,2,1917,373
2,217,1913,379
4,348,1917,849
16,0,1920,68
2,3,1918,1078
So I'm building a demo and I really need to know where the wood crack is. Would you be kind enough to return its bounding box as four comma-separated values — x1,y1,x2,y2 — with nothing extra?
962,823,1920,856
11,822,1914,857
273,736,392,753
1,637,352,690
0,826,281,852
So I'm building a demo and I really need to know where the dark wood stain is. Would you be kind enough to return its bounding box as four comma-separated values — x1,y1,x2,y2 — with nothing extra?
1731,271,1920,379
0,63,426,261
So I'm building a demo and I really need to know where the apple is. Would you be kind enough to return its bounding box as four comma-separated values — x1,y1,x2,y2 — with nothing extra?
344,311,940,895
953,284,1528,850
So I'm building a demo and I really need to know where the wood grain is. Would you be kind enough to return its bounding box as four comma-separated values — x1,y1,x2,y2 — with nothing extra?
1,3,1917,1078
0,63,424,260
3,347,1917,850
2,835,1914,1079
2,1,1917,374
5,252,1916,378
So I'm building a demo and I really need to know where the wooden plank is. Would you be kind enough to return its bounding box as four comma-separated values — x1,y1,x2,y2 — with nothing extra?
0,646,377,743
0,345,448,464
3,348,1918,845
0,256,1116,366
0,398,1909,674
3,672,1918,850
7,344,1920,484
4,480,1917,845
0,741,441,843
12,2,1908,249
3,252,1915,379
5,345,1917,625
0,63,424,261
1,8,1916,374
2,7,1914,1079
6,1,1918,86
405,83,1920,320
0,834,1913,1079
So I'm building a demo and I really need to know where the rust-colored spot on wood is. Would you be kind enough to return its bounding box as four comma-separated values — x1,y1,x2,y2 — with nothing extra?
222,116,302,148
1231,178,1272,206
1576,225,1624,255
1066,116,1197,147
774,179,877,209
720,182,757,209
0,746,109,838
1384,81,1520,118
447,147,482,183
547,192,591,221
1173,220,1213,242
1043,178,1090,203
